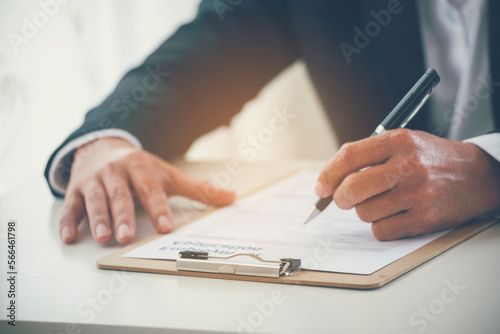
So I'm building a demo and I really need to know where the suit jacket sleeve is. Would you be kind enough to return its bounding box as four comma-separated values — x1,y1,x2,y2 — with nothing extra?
44,0,298,197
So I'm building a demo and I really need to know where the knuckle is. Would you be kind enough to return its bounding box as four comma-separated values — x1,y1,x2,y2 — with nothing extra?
161,171,176,192
415,184,439,204
411,153,426,172
101,162,119,177
423,184,438,199
393,154,425,181
355,205,373,223
87,187,106,201
395,159,416,180
336,142,356,168
138,182,161,198
109,185,129,202
389,128,414,145
68,174,87,191
127,150,147,163
130,160,151,175
64,195,80,211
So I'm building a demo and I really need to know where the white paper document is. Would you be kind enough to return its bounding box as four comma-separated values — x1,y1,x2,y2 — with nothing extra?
123,170,446,275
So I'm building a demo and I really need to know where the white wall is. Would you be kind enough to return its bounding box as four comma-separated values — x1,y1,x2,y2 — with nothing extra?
0,0,337,195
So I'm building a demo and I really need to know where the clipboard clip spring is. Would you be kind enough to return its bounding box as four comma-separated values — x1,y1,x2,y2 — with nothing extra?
176,251,301,278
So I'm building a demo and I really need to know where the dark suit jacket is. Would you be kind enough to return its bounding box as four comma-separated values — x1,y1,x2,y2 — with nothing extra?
45,0,500,197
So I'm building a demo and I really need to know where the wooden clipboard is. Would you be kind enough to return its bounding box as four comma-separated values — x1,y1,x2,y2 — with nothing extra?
97,171,498,289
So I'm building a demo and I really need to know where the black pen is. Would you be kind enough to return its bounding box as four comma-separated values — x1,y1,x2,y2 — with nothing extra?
303,68,440,225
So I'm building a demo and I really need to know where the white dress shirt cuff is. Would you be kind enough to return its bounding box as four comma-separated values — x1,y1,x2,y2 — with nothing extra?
48,129,142,196
463,133,500,163
465,133,500,219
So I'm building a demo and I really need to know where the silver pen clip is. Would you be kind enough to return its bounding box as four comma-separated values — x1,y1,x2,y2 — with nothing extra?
176,251,301,278
400,90,432,129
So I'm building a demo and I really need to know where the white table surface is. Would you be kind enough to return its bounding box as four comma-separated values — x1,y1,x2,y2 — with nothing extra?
1,160,499,334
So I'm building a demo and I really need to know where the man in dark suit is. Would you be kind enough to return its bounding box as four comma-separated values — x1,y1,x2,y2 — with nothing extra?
45,0,500,244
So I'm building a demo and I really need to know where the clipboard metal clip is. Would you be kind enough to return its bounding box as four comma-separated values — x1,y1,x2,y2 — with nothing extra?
176,251,301,278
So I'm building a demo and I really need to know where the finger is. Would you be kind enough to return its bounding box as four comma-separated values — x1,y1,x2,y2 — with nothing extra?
316,132,397,198
82,180,113,243
372,205,461,241
127,157,174,233
333,162,400,209
149,155,236,206
59,191,85,244
101,166,136,244
169,169,236,206
370,212,411,241
371,209,432,241
354,188,412,223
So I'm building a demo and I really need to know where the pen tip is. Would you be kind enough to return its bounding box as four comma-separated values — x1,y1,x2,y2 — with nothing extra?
303,207,320,225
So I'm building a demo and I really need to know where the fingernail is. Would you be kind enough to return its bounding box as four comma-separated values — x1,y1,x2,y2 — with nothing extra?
315,181,326,197
158,215,172,232
117,224,132,240
62,226,72,243
95,223,109,240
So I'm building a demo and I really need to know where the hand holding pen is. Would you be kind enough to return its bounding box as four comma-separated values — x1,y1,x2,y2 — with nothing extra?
305,68,500,241
304,68,440,225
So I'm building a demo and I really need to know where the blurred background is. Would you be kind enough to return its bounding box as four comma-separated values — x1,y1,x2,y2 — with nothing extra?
0,0,338,196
